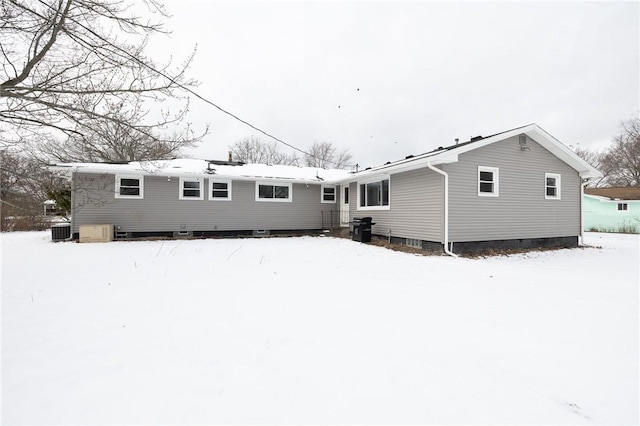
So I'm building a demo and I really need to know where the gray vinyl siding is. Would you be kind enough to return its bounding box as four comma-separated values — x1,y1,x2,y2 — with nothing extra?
352,168,445,242
72,173,335,234
443,135,581,242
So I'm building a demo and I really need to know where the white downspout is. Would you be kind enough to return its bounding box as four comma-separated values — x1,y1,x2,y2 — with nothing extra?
580,177,591,246
427,162,457,257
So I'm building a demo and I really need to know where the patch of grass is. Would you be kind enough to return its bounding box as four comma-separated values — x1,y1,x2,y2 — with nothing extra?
586,224,638,234
2,216,55,232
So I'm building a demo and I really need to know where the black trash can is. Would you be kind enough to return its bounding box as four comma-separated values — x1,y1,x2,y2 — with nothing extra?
51,222,71,241
352,217,374,243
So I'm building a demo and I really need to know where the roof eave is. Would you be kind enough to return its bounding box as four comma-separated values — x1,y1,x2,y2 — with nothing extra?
48,163,343,184
335,153,458,183
522,126,603,179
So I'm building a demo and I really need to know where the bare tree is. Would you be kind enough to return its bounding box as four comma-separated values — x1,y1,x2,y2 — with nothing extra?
0,149,69,230
601,116,640,187
229,136,298,165
304,141,352,169
0,0,204,150
572,145,606,187
35,97,201,162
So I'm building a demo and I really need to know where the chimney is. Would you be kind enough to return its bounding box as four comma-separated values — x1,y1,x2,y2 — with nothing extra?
455,138,459,145
228,151,233,162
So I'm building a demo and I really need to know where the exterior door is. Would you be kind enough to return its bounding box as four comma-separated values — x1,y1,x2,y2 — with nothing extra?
340,184,350,226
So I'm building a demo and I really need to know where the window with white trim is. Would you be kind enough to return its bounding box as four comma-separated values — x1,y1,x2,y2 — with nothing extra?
209,179,231,200
545,173,561,200
358,178,390,209
256,182,292,202
617,203,628,211
179,177,204,200
478,166,499,197
115,175,143,199
321,185,336,203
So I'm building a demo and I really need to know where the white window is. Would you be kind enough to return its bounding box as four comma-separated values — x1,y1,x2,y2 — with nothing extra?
209,179,231,201
321,185,336,203
545,173,561,200
256,182,292,202
358,177,390,210
478,166,499,197
617,203,628,211
115,175,143,199
179,177,203,200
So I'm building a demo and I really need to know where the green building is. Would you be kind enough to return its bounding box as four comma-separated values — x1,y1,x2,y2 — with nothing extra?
584,187,640,233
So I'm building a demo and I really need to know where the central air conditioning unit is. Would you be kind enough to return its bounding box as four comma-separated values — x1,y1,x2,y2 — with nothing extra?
79,224,114,243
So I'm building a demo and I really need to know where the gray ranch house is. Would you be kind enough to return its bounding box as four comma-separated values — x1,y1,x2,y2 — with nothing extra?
53,124,601,253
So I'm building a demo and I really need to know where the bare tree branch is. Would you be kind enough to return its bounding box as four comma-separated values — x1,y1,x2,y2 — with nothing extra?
601,116,640,187
1,0,206,150
229,136,298,165
304,141,352,169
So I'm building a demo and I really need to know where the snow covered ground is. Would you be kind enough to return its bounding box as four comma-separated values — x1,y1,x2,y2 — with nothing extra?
2,231,638,425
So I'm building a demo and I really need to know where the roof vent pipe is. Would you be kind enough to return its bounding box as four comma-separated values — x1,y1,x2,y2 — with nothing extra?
455,138,459,145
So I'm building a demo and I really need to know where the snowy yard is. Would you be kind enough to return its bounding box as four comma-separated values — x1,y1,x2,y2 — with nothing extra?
1,231,638,425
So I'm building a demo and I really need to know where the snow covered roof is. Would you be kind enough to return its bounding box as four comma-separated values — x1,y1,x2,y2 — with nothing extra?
346,124,602,181
50,124,602,185
50,159,354,184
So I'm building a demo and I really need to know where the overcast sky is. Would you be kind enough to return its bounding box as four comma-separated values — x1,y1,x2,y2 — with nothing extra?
150,0,639,169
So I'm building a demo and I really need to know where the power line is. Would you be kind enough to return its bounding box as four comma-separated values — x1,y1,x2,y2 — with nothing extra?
57,6,357,169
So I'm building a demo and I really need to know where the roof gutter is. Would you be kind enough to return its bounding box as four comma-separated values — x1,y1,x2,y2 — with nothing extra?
427,162,457,257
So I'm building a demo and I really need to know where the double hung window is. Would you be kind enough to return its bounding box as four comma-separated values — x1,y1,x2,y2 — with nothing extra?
545,173,561,200
478,166,499,197
321,185,336,203
180,177,204,200
209,180,231,200
115,175,143,199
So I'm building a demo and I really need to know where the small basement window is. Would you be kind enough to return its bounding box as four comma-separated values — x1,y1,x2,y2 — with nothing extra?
478,166,499,197
406,238,422,249
209,179,231,200
617,203,628,211
180,177,204,200
256,182,292,202
321,185,336,203
545,173,561,200
115,175,143,199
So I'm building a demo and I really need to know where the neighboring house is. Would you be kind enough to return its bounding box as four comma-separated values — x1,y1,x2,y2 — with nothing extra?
583,187,640,233
52,123,601,253
43,200,63,216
